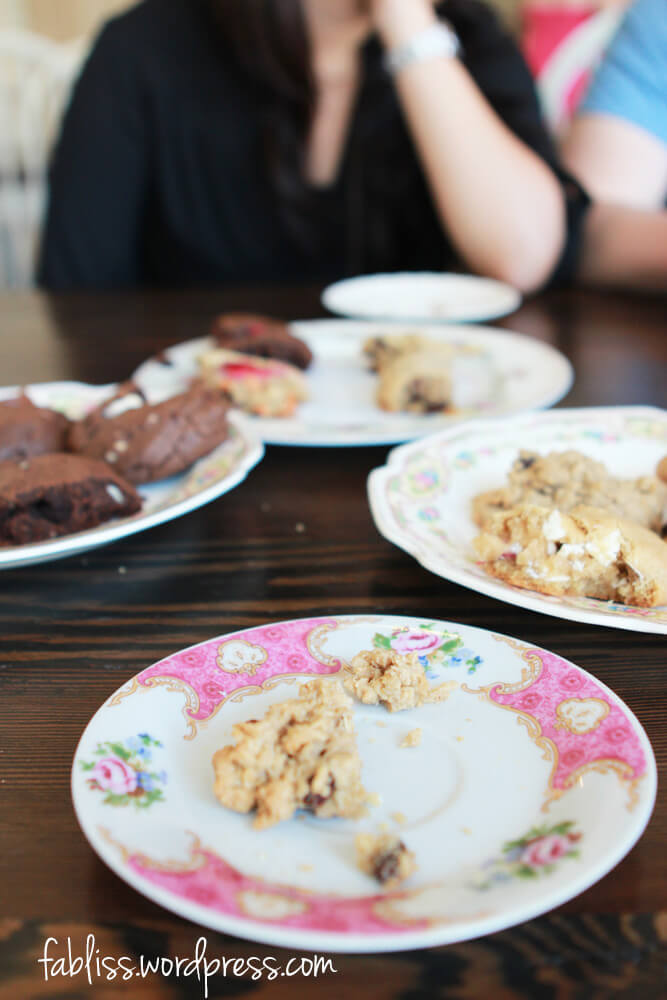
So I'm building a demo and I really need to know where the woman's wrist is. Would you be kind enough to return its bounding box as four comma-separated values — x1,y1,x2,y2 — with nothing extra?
371,0,439,50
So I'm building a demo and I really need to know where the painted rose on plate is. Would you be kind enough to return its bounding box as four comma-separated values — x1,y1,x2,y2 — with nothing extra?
80,734,167,809
372,624,483,675
92,756,138,795
475,821,581,889
391,630,442,656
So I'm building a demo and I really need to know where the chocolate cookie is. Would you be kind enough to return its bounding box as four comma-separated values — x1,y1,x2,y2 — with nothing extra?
0,394,70,461
68,381,230,485
0,453,141,546
210,313,313,369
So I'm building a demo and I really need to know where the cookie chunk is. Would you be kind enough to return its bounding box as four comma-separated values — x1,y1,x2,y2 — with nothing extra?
199,348,308,418
0,453,141,545
211,313,313,369
473,450,667,536
212,679,367,830
657,455,667,487
362,333,426,372
68,381,230,485
376,348,455,414
474,503,667,607
355,833,417,888
342,648,457,712
0,394,70,461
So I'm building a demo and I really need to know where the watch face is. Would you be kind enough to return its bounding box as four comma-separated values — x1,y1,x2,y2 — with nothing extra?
385,22,460,74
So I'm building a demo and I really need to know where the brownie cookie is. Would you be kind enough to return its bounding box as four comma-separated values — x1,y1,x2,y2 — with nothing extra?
68,381,230,485
210,313,313,370
0,453,141,545
0,394,70,461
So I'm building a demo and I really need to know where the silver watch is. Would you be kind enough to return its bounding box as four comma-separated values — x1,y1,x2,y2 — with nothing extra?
384,21,460,75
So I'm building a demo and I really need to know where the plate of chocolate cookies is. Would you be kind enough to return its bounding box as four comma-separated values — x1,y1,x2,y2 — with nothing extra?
132,314,573,447
0,380,263,569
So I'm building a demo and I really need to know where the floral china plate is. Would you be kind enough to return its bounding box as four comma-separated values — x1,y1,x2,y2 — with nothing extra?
322,272,522,324
131,320,572,448
0,382,263,569
368,407,667,634
71,614,656,952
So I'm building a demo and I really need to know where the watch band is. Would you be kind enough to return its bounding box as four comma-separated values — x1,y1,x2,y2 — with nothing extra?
384,21,460,75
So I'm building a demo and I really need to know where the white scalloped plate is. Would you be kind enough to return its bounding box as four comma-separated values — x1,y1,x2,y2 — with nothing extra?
322,272,522,323
132,320,572,447
71,614,655,953
0,382,264,569
368,407,667,633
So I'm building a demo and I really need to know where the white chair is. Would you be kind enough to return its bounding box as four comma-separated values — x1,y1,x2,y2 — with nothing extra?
0,29,87,288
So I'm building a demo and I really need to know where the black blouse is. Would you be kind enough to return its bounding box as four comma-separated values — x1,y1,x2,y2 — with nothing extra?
38,0,587,290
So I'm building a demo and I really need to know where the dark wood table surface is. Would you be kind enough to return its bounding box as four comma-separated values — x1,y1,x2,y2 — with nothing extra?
0,286,665,999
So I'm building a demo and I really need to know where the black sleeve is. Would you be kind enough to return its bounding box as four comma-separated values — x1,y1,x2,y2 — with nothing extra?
37,22,150,290
443,0,590,287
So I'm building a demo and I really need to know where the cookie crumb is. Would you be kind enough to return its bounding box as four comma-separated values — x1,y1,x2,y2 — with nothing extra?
366,792,383,808
390,811,407,825
400,728,422,748
118,566,127,575
355,833,417,888
295,522,306,533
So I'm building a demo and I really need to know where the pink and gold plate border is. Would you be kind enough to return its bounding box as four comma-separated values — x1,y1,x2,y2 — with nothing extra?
85,616,652,937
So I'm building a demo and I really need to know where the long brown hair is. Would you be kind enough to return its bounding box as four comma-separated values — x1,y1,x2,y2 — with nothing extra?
209,0,438,272
210,1,319,248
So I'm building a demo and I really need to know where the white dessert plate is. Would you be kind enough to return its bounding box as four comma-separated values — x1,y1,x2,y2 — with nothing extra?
0,382,263,569
368,407,667,634
322,272,522,323
131,320,573,448
71,614,656,953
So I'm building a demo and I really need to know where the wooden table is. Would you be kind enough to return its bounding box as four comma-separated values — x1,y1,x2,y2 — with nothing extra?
0,286,665,998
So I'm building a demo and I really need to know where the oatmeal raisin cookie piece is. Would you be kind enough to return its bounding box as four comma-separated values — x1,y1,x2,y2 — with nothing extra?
212,678,367,829
342,648,456,712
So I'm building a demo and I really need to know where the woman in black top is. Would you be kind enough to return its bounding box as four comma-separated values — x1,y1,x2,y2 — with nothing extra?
38,0,585,291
